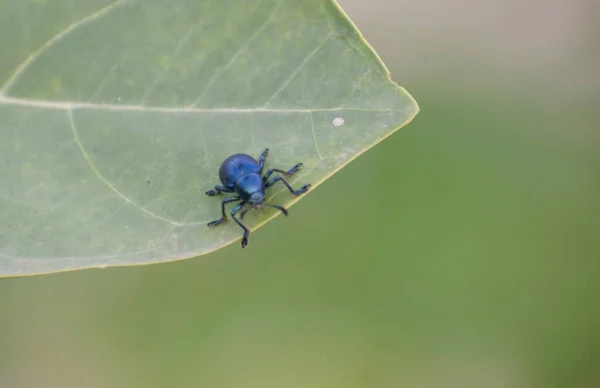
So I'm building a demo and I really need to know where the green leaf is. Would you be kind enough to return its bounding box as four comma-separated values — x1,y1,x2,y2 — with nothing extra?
0,0,419,277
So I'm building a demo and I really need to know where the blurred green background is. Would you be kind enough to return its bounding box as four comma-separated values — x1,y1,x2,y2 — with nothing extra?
1,0,598,387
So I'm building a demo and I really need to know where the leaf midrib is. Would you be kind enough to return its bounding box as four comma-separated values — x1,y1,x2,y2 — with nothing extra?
0,95,393,113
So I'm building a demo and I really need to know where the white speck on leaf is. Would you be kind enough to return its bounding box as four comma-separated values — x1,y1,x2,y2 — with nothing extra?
332,117,344,127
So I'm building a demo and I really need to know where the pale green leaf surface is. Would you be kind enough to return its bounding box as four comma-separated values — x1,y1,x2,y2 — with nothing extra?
0,0,418,277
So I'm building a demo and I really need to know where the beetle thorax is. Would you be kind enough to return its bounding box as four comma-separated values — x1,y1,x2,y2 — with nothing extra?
235,173,265,203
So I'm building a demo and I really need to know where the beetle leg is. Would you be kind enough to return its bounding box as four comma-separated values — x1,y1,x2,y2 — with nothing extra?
207,196,241,227
265,175,311,196
262,162,303,182
230,202,250,248
264,202,288,216
242,203,288,218
206,185,234,196
258,148,269,171
240,208,250,220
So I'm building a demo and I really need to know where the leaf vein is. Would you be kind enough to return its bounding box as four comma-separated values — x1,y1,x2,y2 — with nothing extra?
190,1,283,108
67,109,183,226
139,26,195,104
308,112,324,160
87,51,129,102
262,33,332,107
0,0,129,95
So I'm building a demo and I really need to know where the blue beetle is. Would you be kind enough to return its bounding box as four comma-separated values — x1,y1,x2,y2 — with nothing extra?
206,148,311,248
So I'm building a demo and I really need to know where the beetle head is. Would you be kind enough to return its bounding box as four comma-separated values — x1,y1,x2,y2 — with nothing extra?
248,192,265,209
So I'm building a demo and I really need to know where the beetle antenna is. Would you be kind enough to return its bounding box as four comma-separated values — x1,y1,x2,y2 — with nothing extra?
264,202,288,216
